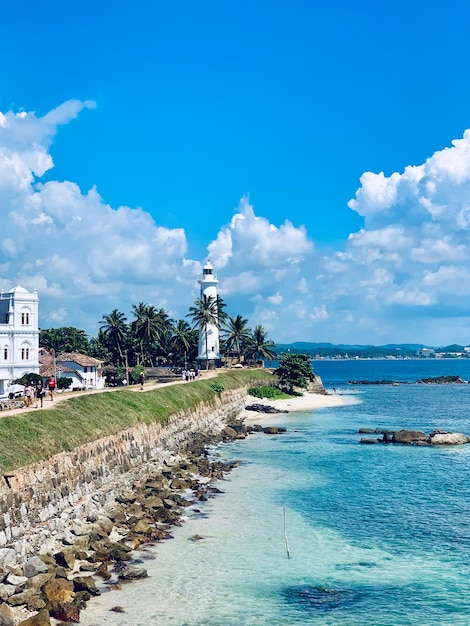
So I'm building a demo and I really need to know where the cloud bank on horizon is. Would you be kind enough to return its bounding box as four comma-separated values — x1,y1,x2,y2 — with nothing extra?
1,100,470,346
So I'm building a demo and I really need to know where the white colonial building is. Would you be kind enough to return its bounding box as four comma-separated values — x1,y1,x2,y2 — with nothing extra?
0,286,40,395
196,261,221,368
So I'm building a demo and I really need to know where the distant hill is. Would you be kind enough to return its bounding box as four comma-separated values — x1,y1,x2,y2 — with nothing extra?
273,342,428,359
273,342,470,359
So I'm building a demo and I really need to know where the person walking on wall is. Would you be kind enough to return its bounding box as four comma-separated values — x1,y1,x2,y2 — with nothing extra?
48,376,56,400
139,370,145,390
35,379,45,408
24,382,33,408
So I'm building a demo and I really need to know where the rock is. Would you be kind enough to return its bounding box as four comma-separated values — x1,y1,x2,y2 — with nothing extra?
170,477,189,490
223,426,240,439
37,554,55,568
430,432,469,445
226,422,247,434
7,589,43,608
0,603,15,626
17,608,51,626
72,535,90,552
5,574,28,588
104,504,128,523
245,404,288,414
72,575,100,596
140,496,164,509
43,578,74,604
417,376,466,384
49,602,80,623
0,583,16,600
54,549,75,570
118,566,148,580
360,438,382,444
126,503,144,518
25,573,55,591
263,427,281,435
392,430,428,444
95,563,111,580
23,557,49,578
0,549,18,570
132,519,151,534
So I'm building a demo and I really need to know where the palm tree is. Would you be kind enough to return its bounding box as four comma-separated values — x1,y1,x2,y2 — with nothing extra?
155,326,174,366
99,309,128,367
131,303,163,365
171,319,194,367
216,295,228,327
245,325,276,363
187,294,219,369
223,315,251,363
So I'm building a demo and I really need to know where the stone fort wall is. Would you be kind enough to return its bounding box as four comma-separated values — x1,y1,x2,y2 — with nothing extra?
0,387,247,558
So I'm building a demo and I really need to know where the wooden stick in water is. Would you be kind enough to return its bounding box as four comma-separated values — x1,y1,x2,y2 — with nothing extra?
284,507,291,559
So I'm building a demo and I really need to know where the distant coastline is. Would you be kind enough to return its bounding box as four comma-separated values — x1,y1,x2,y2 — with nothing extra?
273,341,470,361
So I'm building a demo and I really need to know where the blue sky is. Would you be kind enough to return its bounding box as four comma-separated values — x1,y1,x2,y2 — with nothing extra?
1,0,470,346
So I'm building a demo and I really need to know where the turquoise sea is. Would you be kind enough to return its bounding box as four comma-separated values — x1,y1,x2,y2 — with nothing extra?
83,360,470,626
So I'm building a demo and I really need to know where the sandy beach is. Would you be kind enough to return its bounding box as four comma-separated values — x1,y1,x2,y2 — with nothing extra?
240,390,347,423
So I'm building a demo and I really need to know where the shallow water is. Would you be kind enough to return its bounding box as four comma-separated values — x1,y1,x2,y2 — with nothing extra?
81,361,470,625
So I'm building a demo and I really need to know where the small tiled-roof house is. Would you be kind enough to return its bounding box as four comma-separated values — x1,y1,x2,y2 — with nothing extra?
55,352,105,390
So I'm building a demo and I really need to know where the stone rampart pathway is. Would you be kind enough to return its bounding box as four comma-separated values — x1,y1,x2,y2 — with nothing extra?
1,370,219,418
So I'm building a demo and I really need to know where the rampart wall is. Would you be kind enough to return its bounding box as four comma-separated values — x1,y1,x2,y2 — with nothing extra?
0,387,247,558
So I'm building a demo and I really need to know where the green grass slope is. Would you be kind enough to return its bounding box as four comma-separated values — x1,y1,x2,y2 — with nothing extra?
0,370,272,473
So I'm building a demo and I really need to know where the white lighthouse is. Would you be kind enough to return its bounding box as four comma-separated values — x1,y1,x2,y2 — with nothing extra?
197,261,220,368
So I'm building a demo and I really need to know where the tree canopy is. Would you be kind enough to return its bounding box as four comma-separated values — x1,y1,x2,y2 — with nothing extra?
274,353,314,392
40,295,276,372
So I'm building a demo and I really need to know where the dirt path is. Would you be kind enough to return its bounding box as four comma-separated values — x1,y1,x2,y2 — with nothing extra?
1,370,220,418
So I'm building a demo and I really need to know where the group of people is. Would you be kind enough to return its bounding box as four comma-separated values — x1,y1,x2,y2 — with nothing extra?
23,377,56,408
181,368,199,381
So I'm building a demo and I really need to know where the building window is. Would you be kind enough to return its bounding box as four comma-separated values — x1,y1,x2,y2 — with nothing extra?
84,366,88,373
21,312,30,325
3,347,7,360
21,348,30,360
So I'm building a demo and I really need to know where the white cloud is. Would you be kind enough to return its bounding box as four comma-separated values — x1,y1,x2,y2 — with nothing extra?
309,305,329,322
267,292,283,305
208,195,312,271
3,100,470,345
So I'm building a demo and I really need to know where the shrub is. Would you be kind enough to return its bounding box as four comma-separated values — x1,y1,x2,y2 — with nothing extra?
248,385,294,400
57,377,72,390
210,383,224,393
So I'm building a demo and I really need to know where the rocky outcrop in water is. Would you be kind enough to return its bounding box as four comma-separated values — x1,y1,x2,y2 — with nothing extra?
350,375,468,385
359,428,469,446
416,376,466,384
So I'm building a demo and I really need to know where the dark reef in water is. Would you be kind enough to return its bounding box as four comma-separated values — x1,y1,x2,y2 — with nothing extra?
349,375,467,385
283,584,359,612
